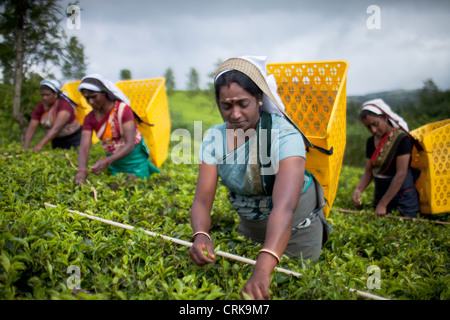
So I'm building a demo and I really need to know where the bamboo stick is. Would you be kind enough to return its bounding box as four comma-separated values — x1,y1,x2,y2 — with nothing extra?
43,202,389,300
2,151,48,159
334,208,450,226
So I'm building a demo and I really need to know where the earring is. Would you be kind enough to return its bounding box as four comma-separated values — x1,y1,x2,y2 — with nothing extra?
258,101,263,106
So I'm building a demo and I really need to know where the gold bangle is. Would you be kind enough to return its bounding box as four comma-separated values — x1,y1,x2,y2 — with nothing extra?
192,231,211,241
258,249,280,264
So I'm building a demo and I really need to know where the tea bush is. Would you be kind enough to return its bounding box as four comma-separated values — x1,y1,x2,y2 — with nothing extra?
0,91,448,300
0,142,448,300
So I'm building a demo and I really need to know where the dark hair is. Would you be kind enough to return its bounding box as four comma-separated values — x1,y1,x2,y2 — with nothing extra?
40,85,57,93
214,70,263,106
359,109,384,122
80,78,116,101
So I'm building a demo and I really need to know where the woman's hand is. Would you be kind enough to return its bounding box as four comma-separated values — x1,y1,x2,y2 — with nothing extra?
74,171,87,185
32,143,44,153
353,159,374,207
375,203,387,217
241,264,271,300
189,234,215,266
352,188,362,207
89,158,108,175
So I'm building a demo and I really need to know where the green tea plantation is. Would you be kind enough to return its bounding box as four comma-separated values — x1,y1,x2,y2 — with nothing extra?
0,92,448,301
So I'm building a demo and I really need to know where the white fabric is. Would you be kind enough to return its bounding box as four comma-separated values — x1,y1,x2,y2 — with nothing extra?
78,82,102,92
40,79,62,93
79,74,130,105
361,98,409,132
41,79,78,107
215,56,285,117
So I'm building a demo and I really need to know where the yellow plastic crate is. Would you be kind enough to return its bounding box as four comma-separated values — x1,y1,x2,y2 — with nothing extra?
410,119,450,214
61,81,99,144
116,78,171,168
267,61,349,219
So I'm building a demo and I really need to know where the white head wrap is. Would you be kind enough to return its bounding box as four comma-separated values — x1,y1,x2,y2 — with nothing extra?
41,79,77,107
215,56,285,117
214,55,323,151
78,74,130,105
361,98,409,132
40,79,62,93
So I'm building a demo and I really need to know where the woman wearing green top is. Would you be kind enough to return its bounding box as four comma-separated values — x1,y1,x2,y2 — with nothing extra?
189,56,329,300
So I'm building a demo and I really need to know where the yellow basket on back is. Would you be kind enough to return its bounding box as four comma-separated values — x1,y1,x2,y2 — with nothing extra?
410,119,450,214
60,81,99,144
116,78,170,168
267,61,349,219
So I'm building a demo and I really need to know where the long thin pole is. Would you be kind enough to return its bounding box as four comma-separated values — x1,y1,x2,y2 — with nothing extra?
335,208,450,226
43,203,389,300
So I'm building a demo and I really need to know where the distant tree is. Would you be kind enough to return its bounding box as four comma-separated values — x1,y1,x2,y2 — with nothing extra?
164,67,175,95
207,59,223,102
61,36,87,81
418,79,441,112
0,0,65,137
186,67,200,94
119,69,132,80
207,59,223,91
400,79,450,129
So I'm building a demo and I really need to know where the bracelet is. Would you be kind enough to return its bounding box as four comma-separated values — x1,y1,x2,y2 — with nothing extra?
77,169,87,175
258,249,280,264
192,231,211,241
102,158,110,167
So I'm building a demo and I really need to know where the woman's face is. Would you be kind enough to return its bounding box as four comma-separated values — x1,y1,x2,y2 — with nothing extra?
40,89,58,108
218,82,261,131
81,89,108,110
361,114,392,138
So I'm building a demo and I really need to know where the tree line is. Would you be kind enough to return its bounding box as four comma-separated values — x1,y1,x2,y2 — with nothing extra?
0,0,144,138
1,1,448,142
346,79,450,130
163,58,222,97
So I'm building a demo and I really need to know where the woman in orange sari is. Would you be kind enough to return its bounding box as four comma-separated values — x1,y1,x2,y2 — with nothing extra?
352,99,420,218
74,75,159,185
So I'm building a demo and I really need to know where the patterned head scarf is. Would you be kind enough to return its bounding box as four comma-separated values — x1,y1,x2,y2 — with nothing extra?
214,55,316,151
361,98,409,132
78,74,130,105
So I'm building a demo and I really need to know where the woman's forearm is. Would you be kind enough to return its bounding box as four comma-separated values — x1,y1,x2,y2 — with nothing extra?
36,128,58,148
104,141,135,165
378,154,410,208
36,110,72,149
356,168,373,192
378,170,407,207
190,163,218,235
23,120,39,148
191,201,212,234
251,207,293,277
77,145,90,170
256,157,304,271
77,131,92,170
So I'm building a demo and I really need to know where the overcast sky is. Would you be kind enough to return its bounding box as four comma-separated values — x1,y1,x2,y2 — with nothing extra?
60,0,450,96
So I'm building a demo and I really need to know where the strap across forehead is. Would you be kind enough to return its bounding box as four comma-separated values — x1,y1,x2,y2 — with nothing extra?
216,58,283,112
216,57,316,150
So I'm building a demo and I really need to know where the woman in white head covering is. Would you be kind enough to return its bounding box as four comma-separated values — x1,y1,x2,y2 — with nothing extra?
74,74,159,185
189,56,329,300
352,98,420,218
22,79,81,152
